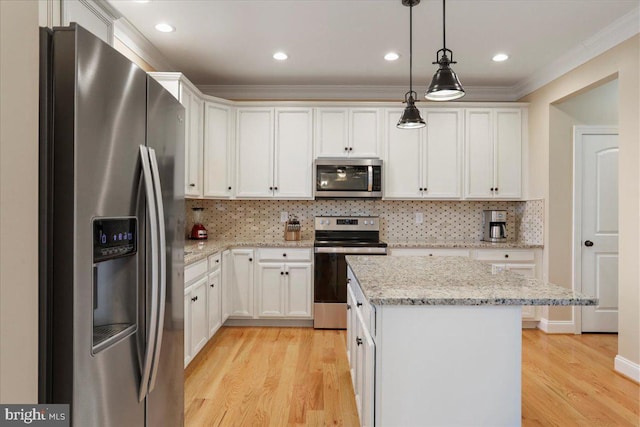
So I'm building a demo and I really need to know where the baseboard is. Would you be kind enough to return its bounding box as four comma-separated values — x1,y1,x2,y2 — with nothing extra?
537,318,576,334
614,355,640,383
224,318,314,328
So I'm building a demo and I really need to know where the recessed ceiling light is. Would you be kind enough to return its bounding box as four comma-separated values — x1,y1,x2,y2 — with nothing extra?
155,23,175,33
492,53,509,62
273,52,288,61
384,52,400,61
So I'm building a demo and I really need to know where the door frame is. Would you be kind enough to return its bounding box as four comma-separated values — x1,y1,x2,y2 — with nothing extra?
572,125,618,334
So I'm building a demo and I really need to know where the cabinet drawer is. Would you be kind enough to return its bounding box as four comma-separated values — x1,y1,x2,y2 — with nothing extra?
391,248,470,257
257,248,312,262
208,252,221,271
475,249,535,262
185,259,208,285
348,271,373,334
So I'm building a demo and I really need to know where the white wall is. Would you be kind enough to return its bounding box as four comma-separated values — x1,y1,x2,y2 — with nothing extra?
0,0,40,403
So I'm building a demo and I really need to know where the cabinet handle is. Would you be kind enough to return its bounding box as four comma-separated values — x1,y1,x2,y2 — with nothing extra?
189,183,195,187
347,304,351,310
347,278,351,284
191,296,197,302
428,254,433,257
356,302,363,308
504,254,509,258
210,284,215,288
356,337,363,346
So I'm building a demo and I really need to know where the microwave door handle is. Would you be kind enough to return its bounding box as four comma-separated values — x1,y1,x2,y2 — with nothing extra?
147,148,166,393
367,165,373,192
138,146,159,402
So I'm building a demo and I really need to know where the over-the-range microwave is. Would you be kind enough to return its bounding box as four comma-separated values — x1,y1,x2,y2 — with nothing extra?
314,158,382,199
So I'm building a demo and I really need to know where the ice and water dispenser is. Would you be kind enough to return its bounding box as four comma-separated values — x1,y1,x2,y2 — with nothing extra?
92,218,138,354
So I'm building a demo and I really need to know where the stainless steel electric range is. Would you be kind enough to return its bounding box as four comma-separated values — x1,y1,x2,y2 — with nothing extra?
313,216,387,329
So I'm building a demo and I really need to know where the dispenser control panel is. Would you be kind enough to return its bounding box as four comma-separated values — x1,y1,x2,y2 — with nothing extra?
93,217,137,262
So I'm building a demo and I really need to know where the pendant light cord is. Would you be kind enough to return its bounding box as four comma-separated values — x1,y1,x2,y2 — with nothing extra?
442,0,446,51
409,2,413,94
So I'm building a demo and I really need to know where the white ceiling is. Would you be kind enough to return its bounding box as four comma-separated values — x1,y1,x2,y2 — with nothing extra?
107,0,639,99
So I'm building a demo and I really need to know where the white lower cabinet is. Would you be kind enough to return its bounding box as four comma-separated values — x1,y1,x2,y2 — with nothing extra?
183,293,191,367
221,250,232,322
255,249,313,319
188,277,208,358
207,269,222,337
228,249,255,318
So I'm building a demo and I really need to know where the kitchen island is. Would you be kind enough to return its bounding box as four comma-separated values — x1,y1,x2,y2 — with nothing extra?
345,255,596,427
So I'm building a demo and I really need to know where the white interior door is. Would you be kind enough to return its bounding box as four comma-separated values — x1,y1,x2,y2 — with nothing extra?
578,128,619,332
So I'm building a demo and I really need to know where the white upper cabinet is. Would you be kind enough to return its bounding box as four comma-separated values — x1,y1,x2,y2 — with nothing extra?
274,108,314,199
236,107,313,199
315,108,381,158
465,108,522,199
203,101,233,198
384,108,461,199
149,73,204,198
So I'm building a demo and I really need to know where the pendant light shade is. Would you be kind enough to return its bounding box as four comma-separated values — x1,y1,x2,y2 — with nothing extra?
398,91,425,129
425,0,465,101
397,0,426,129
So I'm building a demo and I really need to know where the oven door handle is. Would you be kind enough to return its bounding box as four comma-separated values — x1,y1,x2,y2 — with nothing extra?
314,246,388,254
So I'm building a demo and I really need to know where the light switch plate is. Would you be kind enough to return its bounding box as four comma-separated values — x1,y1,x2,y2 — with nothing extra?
280,211,289,222
415,212,424,224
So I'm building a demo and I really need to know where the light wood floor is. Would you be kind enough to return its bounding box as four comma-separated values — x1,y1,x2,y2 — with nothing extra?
185,327,639,427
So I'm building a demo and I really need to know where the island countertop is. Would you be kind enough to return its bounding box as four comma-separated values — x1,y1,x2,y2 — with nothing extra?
345,255,597,306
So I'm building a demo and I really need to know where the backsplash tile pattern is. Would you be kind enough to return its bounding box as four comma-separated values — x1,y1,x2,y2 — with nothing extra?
186,199,544,245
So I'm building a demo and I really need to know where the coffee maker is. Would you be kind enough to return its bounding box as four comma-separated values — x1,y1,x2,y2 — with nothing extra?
482,210,507,242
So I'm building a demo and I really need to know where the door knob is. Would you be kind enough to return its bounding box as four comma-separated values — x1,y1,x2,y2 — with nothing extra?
584,240,594,247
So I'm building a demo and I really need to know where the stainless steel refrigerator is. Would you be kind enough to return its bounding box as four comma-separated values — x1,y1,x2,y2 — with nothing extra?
39,24,185,426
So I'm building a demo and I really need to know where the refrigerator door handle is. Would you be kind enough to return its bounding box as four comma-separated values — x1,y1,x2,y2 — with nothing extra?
147,148,166,393
138,145,160,402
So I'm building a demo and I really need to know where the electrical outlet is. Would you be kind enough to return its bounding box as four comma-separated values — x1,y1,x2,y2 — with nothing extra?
415,212,424,224
280,211,289,222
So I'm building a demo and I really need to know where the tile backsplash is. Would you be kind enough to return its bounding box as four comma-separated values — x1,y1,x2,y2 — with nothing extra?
186,199,544,245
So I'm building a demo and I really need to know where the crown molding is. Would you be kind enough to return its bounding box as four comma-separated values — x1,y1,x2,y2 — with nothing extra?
513,5,640,100
197,84,518,102
113,17,175,72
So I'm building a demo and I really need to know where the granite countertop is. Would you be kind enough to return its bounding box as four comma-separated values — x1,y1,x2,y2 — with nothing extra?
184,239,315,265
386,240,543,249
345,255,597,306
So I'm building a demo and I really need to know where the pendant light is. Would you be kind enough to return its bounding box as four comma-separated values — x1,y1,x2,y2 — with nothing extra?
397,0,426,129
425,0,465,101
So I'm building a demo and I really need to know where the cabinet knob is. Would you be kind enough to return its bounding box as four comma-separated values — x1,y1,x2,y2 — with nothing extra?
285,271,289,275
419,188,423,191
281,271,284,275
191,296,197,302
344,147,348,151
210,284,215,288
269,186,273,191
428,254,433,257
490,187,494,192
347,304,351,310
228,186,232,190
249,258,253,262
356,337,363,346
274,186,278,191
283,253,287,257
584,240,594,247
189,183,195,187
504,254,509,258
356,301,363,308
216,259,219,263
347,278,351,284
495,187,499,192
349,147,353,151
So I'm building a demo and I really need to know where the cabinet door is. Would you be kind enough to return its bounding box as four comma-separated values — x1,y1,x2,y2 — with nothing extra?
256,262,285,317
361,324,376,427
184,292,191,367
285,262,312,318
181,84,204,197
190,277,208,357
347,283,357,379
221,250,231,323
354,312,365,419
494,109,522,199
204,102,233,198
274,108,313,199
383,109,423,199
207,270,222,337
236,108,274,198
465,109,494,198
350,109,381,158
424,109,462,198
229,249,255,318
315,108,349,157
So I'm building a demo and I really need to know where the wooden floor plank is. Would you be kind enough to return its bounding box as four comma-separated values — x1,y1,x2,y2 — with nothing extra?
185,327,639,426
